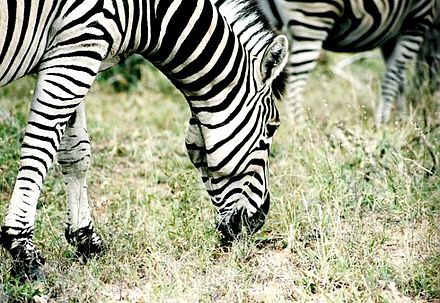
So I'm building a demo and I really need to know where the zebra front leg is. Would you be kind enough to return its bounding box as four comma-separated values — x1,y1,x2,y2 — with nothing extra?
0,104,74,280
0,61,101,280
58,102,105,260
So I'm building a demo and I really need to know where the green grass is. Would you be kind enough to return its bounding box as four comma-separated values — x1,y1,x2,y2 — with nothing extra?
1,53,439,302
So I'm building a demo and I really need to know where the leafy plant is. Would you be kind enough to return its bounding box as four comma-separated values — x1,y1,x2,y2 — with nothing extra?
97,55,145,92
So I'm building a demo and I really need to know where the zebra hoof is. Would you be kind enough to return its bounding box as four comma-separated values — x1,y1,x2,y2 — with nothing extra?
217,195,270,244
0,227,46,282
65,225,106,261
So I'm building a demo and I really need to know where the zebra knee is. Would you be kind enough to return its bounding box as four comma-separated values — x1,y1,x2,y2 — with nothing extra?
65,223,105,260
58,141,91,178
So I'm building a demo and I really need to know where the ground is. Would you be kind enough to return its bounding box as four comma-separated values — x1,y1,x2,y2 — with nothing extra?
0,53,439,302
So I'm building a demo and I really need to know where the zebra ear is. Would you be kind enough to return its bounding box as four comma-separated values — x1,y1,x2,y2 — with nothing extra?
260,35,289,83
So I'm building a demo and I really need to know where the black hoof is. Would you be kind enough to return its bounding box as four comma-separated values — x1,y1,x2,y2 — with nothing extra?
65,225,106,261
1,227,46,282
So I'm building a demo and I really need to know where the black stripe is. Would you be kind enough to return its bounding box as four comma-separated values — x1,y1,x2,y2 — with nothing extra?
2,2,32,80
0,0,17,82
20,155,49,172
267,0,283,29
58,155,89,166
25,131,58,150
22,143,55,162
44,79,81,98
17,177,41,189
19,165,44,180
27,0,60,74
31,108,74,120
36,98,80,110
46,72,91,89
40,50,103,64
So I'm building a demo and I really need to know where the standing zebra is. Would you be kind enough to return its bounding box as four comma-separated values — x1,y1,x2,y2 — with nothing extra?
0,0,288,280
257,0,438,124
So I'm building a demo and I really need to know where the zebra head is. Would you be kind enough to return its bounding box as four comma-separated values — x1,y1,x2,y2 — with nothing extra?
185,35,288,241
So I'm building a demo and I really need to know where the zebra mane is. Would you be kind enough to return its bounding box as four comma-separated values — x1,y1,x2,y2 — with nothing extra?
215,0,275,49
216,0,273,29
215,0,287,100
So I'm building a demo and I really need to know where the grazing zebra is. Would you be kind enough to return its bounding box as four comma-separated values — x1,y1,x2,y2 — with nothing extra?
257,0,438,124
0,0,288,280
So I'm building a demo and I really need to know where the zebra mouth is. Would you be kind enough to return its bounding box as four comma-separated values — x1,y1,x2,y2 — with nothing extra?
216,193,270,242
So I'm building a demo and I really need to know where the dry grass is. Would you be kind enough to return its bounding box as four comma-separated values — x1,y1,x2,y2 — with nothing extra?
1,54,439,302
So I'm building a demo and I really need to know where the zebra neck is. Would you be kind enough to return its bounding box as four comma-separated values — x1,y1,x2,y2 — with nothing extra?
143,0,252,119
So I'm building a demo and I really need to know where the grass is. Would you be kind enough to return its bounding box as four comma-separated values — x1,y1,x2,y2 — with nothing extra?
0,54,439,302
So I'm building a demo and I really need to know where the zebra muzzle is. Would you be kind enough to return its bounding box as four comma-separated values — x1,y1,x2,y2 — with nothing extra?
216,193,270,243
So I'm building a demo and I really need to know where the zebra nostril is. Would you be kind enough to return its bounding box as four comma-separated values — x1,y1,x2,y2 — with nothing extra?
212,196,222,205
266,123,279,138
